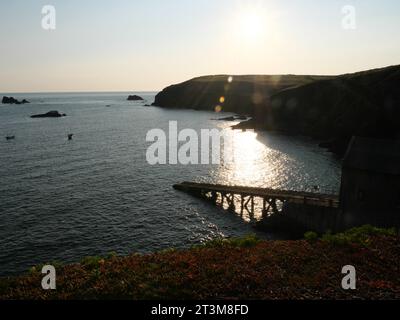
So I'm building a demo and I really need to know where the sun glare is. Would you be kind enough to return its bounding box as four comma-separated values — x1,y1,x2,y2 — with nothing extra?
239,10,265,40
230,3,270,45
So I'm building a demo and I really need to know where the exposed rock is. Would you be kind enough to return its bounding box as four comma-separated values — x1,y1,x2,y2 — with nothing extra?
318,138,352,155
214,116,236,121
30,111,66,118
2,96,30,104
235,115,248,120
2,96,18,104
211,115,248,121
231,119,259,130
127,95,144,101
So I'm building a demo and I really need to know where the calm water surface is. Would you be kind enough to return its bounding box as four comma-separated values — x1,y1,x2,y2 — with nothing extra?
0,92,341,275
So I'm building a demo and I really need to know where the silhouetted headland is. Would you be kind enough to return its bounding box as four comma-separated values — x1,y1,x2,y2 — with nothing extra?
153,65,400,156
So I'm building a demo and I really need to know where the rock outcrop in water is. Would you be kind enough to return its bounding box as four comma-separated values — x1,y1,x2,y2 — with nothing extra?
2,96,30,104
153,65,400,156
212,116,248,121
127,95,144,101
30,111,66,118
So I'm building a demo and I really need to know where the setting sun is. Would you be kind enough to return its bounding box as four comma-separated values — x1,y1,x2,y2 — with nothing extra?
229,2,270,45
238,10,266,40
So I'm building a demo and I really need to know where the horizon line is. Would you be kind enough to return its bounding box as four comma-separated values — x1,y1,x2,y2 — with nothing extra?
2,63,399,95
0,90,161,95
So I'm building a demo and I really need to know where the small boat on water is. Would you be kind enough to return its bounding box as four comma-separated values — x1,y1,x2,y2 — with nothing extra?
6,136,15,140
68,134,74,140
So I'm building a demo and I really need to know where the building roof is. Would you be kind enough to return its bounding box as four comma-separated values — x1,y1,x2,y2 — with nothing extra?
343,136,400,175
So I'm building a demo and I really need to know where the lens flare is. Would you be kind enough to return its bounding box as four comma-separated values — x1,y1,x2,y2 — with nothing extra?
215,105,222,113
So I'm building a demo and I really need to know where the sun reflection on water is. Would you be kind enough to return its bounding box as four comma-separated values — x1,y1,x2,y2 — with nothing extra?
208,127,341,222
215,129,279,221
222,129,277,187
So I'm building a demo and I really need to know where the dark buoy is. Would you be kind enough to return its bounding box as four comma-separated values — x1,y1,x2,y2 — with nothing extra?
68,134,74,140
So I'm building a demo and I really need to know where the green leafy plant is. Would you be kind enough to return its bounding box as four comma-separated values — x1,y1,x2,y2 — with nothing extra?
201,234,261,248
80,256,105,270
321,225,396,246
29,260,64,275
304,231,319,242
229,234,261,247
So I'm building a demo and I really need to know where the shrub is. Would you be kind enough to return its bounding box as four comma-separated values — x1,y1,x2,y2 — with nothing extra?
159,248,177,254
29,261,64,275
229,234,261,247
304,231,319,242
80,256,105,270
201,234,261,248
106,251,118,259
321,225,396,246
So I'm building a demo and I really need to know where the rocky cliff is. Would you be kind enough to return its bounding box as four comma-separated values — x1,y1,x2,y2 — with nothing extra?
153,65,400,155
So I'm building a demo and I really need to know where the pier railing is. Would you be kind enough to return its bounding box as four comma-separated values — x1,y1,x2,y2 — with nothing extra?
173,181,339,217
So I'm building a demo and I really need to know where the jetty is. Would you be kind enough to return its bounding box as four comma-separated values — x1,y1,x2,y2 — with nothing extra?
173,181,339,218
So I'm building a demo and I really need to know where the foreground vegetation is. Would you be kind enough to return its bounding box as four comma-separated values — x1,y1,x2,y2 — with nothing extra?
0,226,399,300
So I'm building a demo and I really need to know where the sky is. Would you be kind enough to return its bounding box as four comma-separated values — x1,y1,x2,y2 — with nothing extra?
0,0,399,93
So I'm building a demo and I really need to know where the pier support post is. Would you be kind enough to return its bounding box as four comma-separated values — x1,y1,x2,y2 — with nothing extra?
228,193,236,211
210,191,217,204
